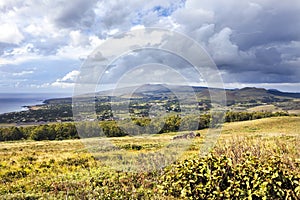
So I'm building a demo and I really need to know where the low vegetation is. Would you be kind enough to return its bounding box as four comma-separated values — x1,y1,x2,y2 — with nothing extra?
0,111,290,142
0,117,299,199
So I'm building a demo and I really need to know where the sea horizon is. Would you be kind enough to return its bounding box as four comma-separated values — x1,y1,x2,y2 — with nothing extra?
0,93,71,114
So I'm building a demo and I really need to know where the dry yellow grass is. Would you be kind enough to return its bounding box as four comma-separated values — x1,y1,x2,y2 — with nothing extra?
247,104,282,112
1,116,299,198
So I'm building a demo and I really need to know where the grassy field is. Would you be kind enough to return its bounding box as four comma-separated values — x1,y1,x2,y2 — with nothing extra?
0,116,299,199
247,104,282,112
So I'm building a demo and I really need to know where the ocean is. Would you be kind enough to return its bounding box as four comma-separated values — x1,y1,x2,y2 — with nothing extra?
0,93,71,114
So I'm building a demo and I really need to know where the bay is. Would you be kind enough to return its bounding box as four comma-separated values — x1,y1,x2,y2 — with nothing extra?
0,93,70,114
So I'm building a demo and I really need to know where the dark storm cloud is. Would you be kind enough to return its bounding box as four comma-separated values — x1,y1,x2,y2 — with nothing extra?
230,3,300,50
53,0,98,29
254,48,282,66
173,0,300,85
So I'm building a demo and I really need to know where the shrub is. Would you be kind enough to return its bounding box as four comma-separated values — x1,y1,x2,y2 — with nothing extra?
159,153,300,199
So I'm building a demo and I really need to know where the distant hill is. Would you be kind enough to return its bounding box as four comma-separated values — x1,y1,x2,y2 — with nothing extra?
267,89,300,98
95,84,207,97
2,84,299,124
45,84,300,105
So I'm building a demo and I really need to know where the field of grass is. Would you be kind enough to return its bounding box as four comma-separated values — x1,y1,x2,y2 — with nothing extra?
247,104,282,112
0,116,299,199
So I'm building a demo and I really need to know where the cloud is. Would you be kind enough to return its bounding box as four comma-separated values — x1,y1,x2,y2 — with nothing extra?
0,0,299,92
52,0,98,29
50,70,80,88
208,27,239,64
12,70,34,76
0,23,24,44
59,70,80,82
168,0,300,87
69,30,89,47
50,82,75,88
173,8,214,31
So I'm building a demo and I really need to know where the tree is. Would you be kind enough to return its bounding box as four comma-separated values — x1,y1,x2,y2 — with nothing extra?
30,125,55,141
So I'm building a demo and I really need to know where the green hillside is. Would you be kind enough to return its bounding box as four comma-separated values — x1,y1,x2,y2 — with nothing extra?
1,117,299,199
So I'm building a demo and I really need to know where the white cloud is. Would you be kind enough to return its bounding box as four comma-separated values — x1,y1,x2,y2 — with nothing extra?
69,30,89,47
0,23,24,44
173,8,214,31
12,70,34,76
50,70,80,88
24,18,62,38
6,43,37,55
0,43,44,65
208,27,239,63
51,82,75,88
60,70,80,82
55,45,91,60
89,35,105,47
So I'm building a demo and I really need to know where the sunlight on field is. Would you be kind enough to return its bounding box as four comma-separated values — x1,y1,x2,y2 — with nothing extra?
247,104,282,112
0,116,299,199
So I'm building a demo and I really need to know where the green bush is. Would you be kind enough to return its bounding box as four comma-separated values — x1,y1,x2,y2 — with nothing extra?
0,112,292,142
159,153,300,199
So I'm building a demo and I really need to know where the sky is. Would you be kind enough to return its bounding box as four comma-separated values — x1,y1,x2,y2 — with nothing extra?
0,0,300,93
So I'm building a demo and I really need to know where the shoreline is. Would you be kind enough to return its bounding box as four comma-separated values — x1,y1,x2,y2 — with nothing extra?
0,93,70,115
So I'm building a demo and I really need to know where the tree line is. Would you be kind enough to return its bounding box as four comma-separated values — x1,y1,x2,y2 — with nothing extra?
0,111,290,142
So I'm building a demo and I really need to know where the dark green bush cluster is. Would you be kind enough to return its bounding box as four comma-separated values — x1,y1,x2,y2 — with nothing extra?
0,112,291,142
159,153,300,199
225,111,288,122
0,123,78,141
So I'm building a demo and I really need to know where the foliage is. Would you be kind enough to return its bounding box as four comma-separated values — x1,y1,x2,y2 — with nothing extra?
1,145,299,199
0,104,73,123
160,153,300,199
0,116,300,199
0,127,24,141
0,123,79,141
225,111,288,122
0,111,291,142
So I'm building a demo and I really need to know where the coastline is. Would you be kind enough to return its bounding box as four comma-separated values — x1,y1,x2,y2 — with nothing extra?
0,93,70,115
